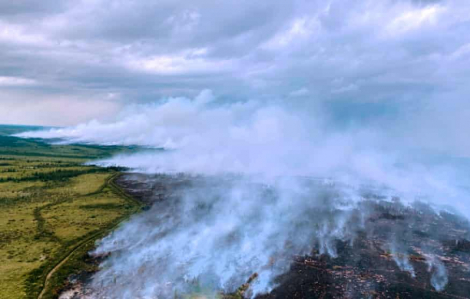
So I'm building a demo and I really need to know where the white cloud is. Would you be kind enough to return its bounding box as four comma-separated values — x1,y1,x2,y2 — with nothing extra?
386,5,443,35
289,87,309,97
0,76,36,86
165,9,201,33
262,17,319,50
0,22,49,46
450,43,470,60
127,51,235,75
332,83,358,94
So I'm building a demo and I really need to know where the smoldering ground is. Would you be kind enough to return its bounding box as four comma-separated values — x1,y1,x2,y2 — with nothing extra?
90,175,365,297
68,174,470,299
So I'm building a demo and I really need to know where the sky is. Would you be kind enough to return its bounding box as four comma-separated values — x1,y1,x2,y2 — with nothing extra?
1,0,469,127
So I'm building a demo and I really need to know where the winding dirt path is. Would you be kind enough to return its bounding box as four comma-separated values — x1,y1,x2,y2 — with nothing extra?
37,231,103,299
37,173,141,299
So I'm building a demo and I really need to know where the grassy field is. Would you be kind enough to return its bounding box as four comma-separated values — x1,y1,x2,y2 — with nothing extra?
0,126,142,299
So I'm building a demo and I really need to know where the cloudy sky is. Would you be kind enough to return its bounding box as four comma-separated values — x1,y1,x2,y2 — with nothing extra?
0,0,470,126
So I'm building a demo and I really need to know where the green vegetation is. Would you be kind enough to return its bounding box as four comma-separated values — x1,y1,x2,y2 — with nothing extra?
0,125,45,137
0,126,142,299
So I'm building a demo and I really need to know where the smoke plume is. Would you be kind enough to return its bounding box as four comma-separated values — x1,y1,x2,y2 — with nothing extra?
19,90,470,297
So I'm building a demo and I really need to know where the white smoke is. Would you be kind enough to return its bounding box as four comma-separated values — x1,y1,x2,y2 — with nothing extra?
19,90,469,297
90,176,365,298
16,90,219,148
18,90,470,214
389,242,416,278
426,255,449,292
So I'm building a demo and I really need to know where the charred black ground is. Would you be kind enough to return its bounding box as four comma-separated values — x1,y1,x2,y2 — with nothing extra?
61,173,470,299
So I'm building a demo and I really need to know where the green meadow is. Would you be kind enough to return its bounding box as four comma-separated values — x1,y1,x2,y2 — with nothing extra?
0,126,142,299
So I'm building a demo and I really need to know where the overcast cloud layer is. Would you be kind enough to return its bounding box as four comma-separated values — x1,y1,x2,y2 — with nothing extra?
1,0,470,126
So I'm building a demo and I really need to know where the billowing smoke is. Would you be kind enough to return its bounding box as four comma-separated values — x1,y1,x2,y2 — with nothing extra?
19,90,470,297
18,90,470,214
89,176,366,297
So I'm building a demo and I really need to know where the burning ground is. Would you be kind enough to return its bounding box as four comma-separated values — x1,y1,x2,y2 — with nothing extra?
60,173,470,299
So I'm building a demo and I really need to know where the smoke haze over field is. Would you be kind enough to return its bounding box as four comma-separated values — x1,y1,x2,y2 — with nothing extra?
19,89,470,297
18,89,470,217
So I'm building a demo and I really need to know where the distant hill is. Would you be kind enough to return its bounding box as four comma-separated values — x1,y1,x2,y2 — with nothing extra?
0,124,49,136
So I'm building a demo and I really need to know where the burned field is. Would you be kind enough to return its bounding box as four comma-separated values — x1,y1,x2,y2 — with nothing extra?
261,215,470,299
66,173,470,299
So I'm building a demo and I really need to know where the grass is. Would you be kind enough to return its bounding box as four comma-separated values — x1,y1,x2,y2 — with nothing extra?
0,126,142,299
